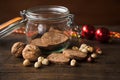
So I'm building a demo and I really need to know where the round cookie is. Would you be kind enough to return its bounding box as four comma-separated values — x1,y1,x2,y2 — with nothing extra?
63,49,87,60
47,53,70,64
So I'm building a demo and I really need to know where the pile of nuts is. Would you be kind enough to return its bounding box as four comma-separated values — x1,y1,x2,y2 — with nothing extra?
72,43,102,62
23,56,49,68
11,42,50,69
11,42,102,69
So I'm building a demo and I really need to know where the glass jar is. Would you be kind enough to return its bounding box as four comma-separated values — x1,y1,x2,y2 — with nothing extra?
21,5,74,53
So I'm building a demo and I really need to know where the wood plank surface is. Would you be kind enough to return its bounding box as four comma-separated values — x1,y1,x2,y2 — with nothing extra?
0,26,120,80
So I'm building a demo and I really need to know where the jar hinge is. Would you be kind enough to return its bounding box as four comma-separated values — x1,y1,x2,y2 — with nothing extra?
67,14,74,27
20,10,27,21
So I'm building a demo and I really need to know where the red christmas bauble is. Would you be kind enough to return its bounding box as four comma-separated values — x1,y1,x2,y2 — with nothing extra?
81,25,95,39
95,27,110,42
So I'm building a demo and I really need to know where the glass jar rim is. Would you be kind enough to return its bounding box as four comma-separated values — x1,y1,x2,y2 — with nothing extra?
25,5,70,20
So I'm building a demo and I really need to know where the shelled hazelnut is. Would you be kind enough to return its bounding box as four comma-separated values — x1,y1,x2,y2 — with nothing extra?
34,62,42,68
80,43,87,48
42,58,49,65
80,48,88,53
72,46,79,50
70,59,76,67
23,59,31,67
91,53,97,58
87,46,94,53
96,48,102,54
38,56,44,63
79,43,88,53
79,44,87,51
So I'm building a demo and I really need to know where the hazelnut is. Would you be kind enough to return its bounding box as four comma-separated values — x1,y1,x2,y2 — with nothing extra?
87,46,94,52
79,47,83,51
22,44,41,61
79,43,87,51
72,46,79,50
84,46,89,49
96,48,102,54
87,57,94,63
80,43,87,48
97,50,102,54
11,42,26,57
70,59,76,67
42,58,49,65
91,53,97,58
38,56,44,63
34,62,42,68
23,59,31,67
80,48,88,53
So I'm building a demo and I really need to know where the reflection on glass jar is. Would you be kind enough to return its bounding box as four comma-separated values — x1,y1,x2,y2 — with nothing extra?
21,5,74,53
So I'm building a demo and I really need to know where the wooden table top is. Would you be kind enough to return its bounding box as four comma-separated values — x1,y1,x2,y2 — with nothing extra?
0,26,120,80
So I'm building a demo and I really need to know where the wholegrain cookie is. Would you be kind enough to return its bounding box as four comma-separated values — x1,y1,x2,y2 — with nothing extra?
63,49,87,60
47,53,70,64
31,31,69,50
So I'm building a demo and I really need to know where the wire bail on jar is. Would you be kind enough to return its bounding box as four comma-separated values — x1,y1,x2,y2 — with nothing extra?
20,10,27,21
67,14,74,27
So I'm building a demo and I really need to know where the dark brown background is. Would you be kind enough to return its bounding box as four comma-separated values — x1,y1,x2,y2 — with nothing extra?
0,0,120,25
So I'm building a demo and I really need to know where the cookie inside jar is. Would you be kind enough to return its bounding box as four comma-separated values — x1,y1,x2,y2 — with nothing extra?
30,27,70,53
